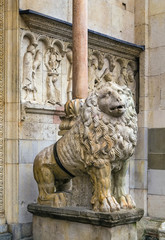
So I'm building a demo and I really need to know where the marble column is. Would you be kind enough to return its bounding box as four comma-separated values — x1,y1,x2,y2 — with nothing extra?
72,0,88,99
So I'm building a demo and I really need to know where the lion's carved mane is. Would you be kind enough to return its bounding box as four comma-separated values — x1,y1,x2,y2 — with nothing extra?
75,82,137,170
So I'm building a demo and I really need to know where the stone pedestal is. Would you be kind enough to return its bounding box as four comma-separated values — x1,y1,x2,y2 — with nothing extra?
28,204,143,240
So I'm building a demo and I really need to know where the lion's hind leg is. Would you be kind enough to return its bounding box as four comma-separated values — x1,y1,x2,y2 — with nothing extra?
34,163,66,207
56,179,72,192
88,163,120,212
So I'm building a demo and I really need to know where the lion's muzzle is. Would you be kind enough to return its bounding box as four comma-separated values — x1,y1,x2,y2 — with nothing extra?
109,104,126,117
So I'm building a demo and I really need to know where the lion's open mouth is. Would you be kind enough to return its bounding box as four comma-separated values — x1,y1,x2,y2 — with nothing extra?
110,104,125,111
109,104,126,116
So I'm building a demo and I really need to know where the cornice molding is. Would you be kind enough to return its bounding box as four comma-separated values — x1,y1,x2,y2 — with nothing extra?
21,102,65,121
20,9,144,60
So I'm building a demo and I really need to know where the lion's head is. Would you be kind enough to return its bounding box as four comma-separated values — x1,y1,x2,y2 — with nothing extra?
78,81,137,169
97,83,129,117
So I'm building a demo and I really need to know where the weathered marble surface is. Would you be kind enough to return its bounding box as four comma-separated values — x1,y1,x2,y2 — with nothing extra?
28,203,143,240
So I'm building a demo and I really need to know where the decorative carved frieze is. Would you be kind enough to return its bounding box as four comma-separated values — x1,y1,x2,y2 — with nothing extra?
20,31,69,111
20,10,143,117
21,31,139,114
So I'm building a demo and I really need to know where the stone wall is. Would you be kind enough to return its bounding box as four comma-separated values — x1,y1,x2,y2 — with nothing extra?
20,0,135,43
147,0,165,219
133,0,165,220
130,0,148,216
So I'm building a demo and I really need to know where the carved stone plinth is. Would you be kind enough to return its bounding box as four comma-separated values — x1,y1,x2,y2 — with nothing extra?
28,204,143,240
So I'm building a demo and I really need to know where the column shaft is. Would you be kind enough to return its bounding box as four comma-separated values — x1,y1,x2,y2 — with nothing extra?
72,0,88,99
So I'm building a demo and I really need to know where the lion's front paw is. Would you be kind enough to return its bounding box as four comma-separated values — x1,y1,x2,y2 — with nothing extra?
93,196,120,212
119,194,136,209
102,196,121,212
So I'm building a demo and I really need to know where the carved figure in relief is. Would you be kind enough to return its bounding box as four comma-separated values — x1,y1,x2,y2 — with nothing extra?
127,69,136,102
100,68,114,83
22,45,42,101
66,49,73,100
45,48,62,105
33,82,137,212
88,57,100,92
90,55,116,89
117,65,136,103
117,67,128,86
99,55,116,83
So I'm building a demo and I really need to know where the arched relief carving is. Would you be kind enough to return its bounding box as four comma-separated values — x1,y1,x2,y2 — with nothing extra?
21,31,68,107
21,32,39,102
21,31,37,46
52,40,66,57
20,30,139,113
36,35,50,48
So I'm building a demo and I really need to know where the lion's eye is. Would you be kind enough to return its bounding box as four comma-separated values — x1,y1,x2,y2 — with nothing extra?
102,94,107,98
118,90,122,94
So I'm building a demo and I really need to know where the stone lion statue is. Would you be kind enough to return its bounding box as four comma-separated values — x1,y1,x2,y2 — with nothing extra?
33,82,137,212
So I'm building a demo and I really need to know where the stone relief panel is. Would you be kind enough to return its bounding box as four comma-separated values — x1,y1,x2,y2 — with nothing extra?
44,42,64,105
20,30,138,114
20,31,69,108
22,44,41,102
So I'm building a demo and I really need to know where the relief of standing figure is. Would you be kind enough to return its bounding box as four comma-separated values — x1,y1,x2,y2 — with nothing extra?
88,57,99,92
66,49,73,101
117,67,128,86
127,69,136,103
45,48,62,105
22,44,42,102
